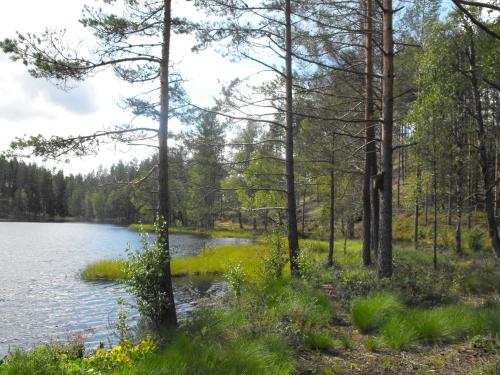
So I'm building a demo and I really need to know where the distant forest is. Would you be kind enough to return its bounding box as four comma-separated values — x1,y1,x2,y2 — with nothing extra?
0,158,151,223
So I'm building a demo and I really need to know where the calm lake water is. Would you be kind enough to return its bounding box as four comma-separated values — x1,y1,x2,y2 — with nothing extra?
0,222,251,356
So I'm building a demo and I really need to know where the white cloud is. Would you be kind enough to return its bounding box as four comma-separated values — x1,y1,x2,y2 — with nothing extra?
0,0,275,174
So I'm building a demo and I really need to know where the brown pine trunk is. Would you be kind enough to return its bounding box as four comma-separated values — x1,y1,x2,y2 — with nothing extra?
157,0,177,327
328,159,335,267
302,189,306,236
447,178,453,225
362,0,375,267
285,0,300,276
433,157,438,270
238,208,243,229
414,166,421,249
468,30,500,265
377,0,394,278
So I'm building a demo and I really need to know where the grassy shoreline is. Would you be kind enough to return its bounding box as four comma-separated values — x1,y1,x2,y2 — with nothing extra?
5,234,500,374
128,223,258,239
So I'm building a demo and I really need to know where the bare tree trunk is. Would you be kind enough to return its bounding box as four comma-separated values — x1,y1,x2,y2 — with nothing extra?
467,139,473,229
264,209,268,232
157,0,177,327
455,181,463,256
285,0,300,276
238,208,243,229
302,189,306,236
328,163,335,266
328,137,335,267
425,190,429,226
414,166,421,249
447,177,453,225
468,30,500,265
377,0,394,278
362,0,375,267
433,156,438,271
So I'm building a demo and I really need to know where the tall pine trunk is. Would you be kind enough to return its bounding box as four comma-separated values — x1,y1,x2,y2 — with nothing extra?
285,0,300,276
328,142,335,267
378,0,394,278
362,0,376,267
157,0,177,327
468,30,500,265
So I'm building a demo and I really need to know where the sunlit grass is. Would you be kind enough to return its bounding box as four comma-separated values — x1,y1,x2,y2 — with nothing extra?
128,223,258,239
80,259,127,281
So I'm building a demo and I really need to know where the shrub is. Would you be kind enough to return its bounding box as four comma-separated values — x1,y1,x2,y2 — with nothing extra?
261,233,287,280
466,227,486,252
124,219,174,329
389,259,458,307
297,250,321,283
460,266,500,294
331,267,376,304
351,293,404,334
225,262,246,300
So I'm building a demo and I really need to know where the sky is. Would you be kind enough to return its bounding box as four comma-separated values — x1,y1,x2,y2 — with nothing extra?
0,0,260,174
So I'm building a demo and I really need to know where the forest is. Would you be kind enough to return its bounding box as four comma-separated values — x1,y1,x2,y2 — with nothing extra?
0,0,499,374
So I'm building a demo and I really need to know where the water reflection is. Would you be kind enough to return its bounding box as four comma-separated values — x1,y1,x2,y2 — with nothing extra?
0,222,249,355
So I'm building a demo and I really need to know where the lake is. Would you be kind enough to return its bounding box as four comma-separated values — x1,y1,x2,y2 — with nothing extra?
0,222,251,356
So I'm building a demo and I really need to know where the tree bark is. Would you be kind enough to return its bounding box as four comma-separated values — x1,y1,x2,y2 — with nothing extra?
468,30,500,265
414,166,421,249
328,155,335,266
433,156,438,270
157,0,177,327
377,0,394,278
285,0,300,276
362,0,375,267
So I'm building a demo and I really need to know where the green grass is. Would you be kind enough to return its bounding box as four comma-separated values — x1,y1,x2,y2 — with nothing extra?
80,259,127,281
80,243,272,282
128,223,257,239
351,292,404,333
304,332,336,350
172,243,269,278
351,293,500,350
1,278,333,375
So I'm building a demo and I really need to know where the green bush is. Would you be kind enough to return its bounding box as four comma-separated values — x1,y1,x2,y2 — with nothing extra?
466,227,486,252
351,293,404,334
389,258,458,307
261,233,287,280
225,262,246,300
0,341,84,375
124,219,174,329
331,267,376,304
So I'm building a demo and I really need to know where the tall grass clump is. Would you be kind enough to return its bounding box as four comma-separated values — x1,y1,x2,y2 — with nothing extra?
380,305,500,350
80,259,127,281
351,292,404,333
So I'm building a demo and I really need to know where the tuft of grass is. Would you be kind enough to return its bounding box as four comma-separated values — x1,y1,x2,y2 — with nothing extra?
304,332,335,350
381,316,419,349
380,305,500,350
363,336,383,352
351,292,404,334
80,259,127,281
